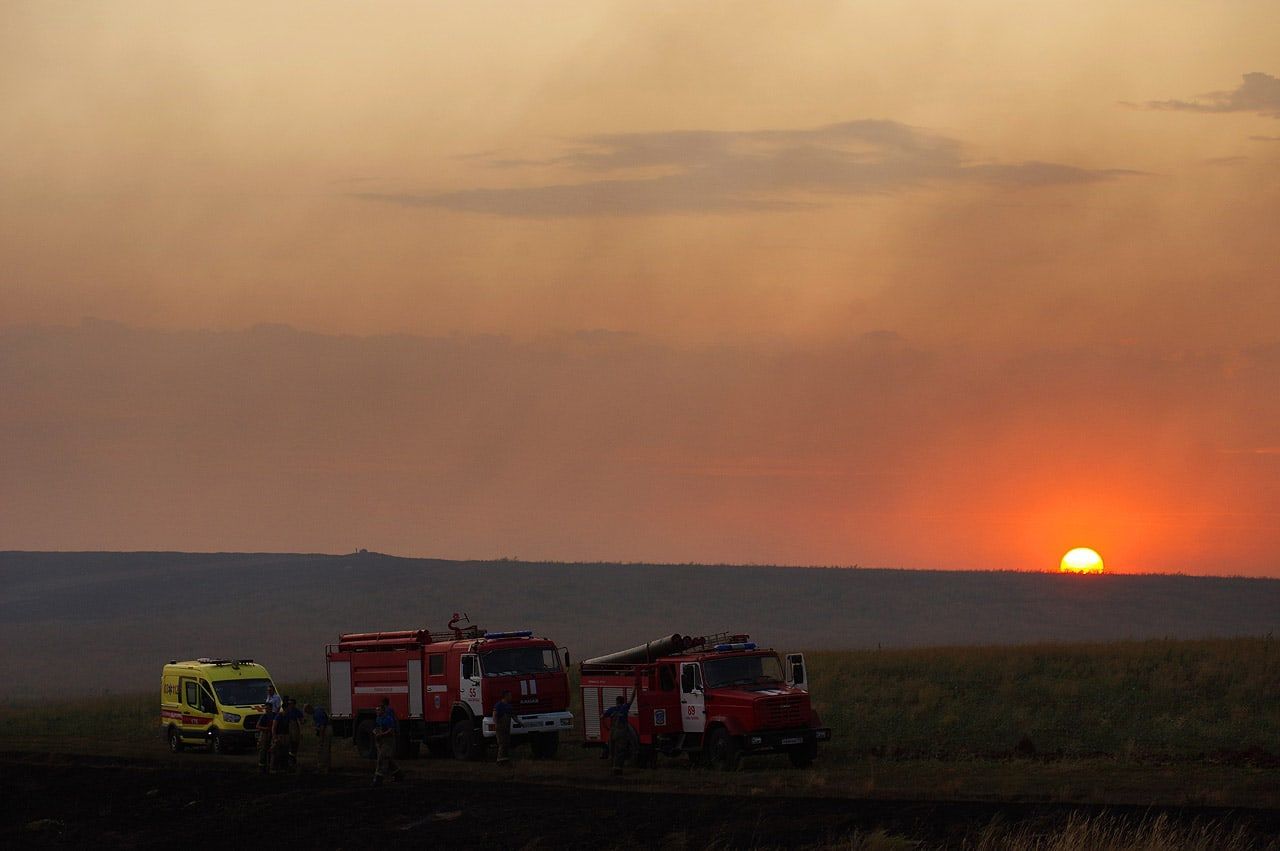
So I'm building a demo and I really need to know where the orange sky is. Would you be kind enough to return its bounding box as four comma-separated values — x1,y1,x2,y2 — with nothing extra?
2,2,1278,574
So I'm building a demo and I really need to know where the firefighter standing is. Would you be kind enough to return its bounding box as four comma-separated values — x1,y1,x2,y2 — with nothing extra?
493,689,521,766
372,704,403,785
305,702,331,774
284,698,303,769
603,693,637,775
271,699,292,772
256,704,277,775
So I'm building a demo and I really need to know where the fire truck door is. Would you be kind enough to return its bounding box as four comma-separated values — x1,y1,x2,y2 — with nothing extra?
679,662,705,734
786,653,808,690
460,654,483,716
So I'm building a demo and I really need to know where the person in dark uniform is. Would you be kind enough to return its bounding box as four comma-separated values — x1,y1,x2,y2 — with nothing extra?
283,698,303,769
304,702,331,774
256,704,277,775
372,704,403,785
602,693,637,775
493,689,521,766
271,699,292,772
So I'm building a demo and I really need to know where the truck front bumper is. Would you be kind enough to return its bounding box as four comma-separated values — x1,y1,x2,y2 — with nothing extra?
743,727,832,752
481,711,574,738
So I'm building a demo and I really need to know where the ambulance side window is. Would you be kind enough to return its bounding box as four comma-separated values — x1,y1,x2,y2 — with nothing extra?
184,682,199,707
199,683,217,714
429,654,445,676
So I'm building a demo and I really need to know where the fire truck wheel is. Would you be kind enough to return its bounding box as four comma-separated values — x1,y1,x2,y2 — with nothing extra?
167,727,184,753
529,732,560,759
705,727,742,772
355,719,377,759
450,720,484,761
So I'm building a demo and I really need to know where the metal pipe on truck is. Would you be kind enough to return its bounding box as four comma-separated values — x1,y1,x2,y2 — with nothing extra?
582,634,701,666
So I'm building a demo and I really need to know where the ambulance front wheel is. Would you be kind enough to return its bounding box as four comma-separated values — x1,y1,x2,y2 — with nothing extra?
210,730,224,755
167,727,184,753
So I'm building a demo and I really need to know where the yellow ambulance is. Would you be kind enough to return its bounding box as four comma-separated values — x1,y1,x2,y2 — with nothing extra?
161,658,276,754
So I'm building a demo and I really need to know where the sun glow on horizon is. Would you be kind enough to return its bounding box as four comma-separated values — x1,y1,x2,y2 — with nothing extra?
1060,547,1104,574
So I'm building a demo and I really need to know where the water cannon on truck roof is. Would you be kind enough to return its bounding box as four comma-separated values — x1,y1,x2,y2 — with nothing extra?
580,632,830,770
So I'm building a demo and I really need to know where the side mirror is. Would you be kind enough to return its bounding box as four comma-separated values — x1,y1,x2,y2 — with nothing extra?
563,649,571,668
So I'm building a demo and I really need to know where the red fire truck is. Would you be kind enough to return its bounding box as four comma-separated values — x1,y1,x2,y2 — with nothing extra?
580,633,830,769
326,617,572,760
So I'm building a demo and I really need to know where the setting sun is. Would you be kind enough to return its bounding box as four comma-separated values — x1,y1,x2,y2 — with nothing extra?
1060,547,1105,574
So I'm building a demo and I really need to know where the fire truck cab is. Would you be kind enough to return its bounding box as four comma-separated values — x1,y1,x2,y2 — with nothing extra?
326,620,572,760
160,659,275,754
580,633,830,770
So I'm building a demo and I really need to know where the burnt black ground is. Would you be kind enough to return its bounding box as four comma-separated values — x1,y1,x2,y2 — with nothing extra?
3,753,1278,849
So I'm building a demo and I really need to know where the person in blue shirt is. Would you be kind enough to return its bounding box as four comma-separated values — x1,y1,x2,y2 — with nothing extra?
372,704,403,785
262,683,282,714
281,698,304,770
304,703,331,774
602,693,636,775
492,689,522,766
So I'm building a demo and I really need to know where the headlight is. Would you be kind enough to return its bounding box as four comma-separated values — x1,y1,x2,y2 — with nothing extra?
222,712,242,723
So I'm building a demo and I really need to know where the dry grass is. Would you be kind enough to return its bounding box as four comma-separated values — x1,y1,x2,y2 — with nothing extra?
967,812,1261,851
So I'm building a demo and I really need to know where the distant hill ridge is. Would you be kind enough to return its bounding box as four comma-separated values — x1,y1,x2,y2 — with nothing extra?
1,551,1277,698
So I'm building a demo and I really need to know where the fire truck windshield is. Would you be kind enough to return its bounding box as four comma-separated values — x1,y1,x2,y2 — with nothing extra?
480,647,561,677
211,678,273,707
702,654,786,689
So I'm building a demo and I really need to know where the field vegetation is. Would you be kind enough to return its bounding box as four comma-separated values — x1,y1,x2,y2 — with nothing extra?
5,637,1276,768
808,636,1279,762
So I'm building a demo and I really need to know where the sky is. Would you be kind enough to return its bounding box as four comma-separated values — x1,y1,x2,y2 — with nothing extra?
2,1,1279,575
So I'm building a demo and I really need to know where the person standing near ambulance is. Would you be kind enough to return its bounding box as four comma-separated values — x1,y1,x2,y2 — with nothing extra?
256,704,277,775
263,683,282,714
305,703,331,774
283,698,304,770
271,701,292,772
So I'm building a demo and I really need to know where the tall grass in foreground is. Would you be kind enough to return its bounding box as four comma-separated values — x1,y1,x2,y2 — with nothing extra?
966,812,1258,851
684,812,1262,850
808,636,1279,759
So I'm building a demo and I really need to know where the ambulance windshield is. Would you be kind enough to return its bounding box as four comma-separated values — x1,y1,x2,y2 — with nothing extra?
702,654,786,689
480,647,561,677
212,678,273,707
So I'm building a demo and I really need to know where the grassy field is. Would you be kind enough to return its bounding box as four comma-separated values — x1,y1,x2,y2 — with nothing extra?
4,637,1277,762
807,636,1280,761
2,637,1277,815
